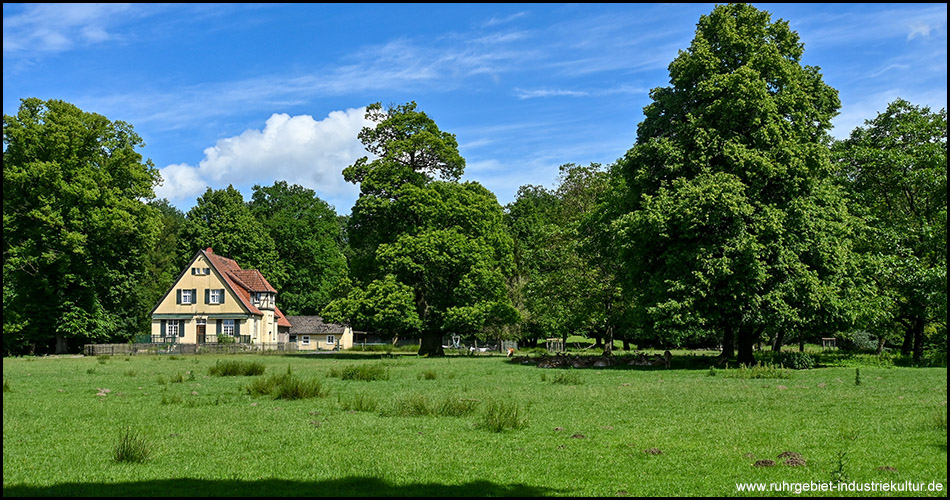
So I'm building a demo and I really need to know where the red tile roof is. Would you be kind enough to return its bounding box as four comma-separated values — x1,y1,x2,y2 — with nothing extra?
202,248,288,327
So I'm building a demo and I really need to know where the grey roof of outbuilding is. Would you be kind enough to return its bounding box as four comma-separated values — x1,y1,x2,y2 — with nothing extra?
286,316,347,335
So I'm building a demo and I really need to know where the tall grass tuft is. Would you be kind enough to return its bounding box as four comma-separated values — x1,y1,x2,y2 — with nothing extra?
338,393,379,412
328,364,390,381
112,427,151,464
712,363,791,379
481,400,528,432
551,371,582,385
3,380,10,392
246,373,328,400
208,360,266,377
383,395,480,418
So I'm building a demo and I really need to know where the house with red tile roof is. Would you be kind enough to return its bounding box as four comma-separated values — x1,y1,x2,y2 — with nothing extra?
150,248,292,346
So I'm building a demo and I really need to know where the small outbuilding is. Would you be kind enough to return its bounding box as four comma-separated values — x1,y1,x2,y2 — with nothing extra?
286,316,353,351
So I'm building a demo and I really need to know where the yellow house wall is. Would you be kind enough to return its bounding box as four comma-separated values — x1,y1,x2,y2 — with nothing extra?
151,253,259,343
294,327,353,351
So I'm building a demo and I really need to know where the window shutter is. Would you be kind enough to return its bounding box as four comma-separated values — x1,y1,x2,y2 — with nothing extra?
178,320,185,337
220,289,225,304
191,268,195,275
205,289,210,304
216,319,221,335
161,320,166,336
235,320,241,336
176,290,181,304
192,289,197,302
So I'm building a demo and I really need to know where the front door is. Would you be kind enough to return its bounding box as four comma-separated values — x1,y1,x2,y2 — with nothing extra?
196,319,207,344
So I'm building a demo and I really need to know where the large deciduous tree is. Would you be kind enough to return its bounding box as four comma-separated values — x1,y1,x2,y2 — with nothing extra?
612,4,859,365
177,185,287,290
249,181,348,316
325,102,516,356
3,98,162,354
834,99,947,363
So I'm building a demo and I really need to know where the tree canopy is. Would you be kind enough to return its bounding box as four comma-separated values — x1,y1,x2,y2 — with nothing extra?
834,98,948,362
611,3,859,365
325,102,517,355
249,181,348,316
3,98,162,354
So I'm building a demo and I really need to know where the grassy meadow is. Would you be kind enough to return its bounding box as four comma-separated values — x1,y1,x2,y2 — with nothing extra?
2,351,947,497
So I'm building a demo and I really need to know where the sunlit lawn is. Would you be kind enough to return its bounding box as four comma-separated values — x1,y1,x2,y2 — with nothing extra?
3,352,946,496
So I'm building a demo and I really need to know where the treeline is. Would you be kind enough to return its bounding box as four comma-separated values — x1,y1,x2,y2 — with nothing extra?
3,4,946,362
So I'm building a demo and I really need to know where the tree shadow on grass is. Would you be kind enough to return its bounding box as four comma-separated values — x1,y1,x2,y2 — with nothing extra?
3,476,561,497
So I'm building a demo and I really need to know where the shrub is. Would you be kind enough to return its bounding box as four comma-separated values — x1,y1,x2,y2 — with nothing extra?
481,400,528,432
839,330,879,353
208,360,266,377
767,351,815,370
113,427,151,464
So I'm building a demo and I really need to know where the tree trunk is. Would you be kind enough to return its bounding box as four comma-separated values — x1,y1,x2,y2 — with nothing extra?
55,333,68,354
418,332,445,357
771,330,785,352
737,326,756,366
602,324,614,356
721,329,735,359
900,326,913,356
875,335,886,355
912,316,924,364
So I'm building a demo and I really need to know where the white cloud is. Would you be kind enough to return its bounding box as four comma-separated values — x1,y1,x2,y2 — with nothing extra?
2,3,138,55
155,108,372,211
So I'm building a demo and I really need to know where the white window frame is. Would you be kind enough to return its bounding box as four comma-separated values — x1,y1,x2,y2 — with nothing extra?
181,289,193,304
222,319,235,336
166,320,179,338
209,289,223,304
326,335,335,346
302,335,310,346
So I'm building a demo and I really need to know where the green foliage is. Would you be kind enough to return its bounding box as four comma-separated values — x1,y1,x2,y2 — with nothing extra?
177,185,286,290
834,99,947,363
330,102,516,355
506,163,625,351
854,368,861,386
112,427,151,464
609,4,859,364
763,351,815,370
3,98,162,354
249,181,347,315
829,450,850,485
207,360,266,377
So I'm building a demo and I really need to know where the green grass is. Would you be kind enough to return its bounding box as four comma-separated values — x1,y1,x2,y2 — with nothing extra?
207,360,266,377
2,353,946,496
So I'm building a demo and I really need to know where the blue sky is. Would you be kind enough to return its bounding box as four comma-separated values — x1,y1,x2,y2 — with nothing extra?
4,3,947,215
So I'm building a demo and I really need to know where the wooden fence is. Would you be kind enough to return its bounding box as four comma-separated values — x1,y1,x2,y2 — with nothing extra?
84,342,298,356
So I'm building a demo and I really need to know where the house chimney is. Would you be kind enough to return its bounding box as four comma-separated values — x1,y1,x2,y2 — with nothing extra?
206,247,213,254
